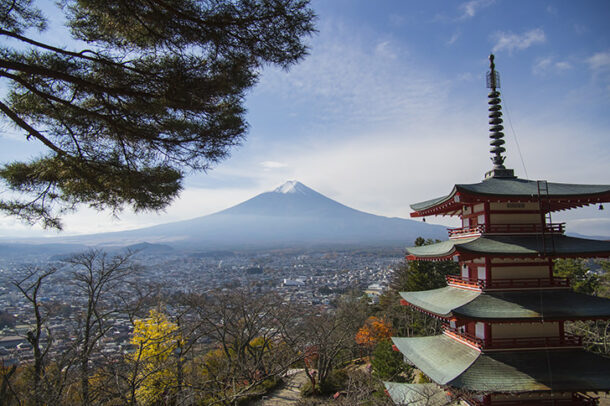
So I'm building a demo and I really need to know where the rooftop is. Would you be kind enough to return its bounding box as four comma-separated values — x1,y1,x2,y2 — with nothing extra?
410,177,610,217
392,335,610,392
400,287,610,321
405,234,610,260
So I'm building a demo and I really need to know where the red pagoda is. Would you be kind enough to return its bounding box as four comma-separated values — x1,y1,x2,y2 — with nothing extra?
385,55,610,406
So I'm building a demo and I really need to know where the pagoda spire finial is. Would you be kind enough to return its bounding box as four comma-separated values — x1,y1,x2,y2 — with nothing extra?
485,54,515,179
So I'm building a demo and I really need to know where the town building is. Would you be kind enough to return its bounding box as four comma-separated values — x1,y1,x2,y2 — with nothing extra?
386,55,610,406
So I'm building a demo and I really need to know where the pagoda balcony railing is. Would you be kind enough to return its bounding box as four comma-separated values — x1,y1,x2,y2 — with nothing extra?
443,325,582,350
442,326,483,348
487,333,583,350
446,275,485,290
446,275,570,290
448,222,565,238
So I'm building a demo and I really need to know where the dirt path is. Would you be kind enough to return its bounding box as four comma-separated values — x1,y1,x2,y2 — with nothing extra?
253,369,308,405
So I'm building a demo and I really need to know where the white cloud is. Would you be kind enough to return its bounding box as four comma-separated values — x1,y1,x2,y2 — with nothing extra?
459,0,495,19
491,28,546,53
587,51,610,73
447,32,460,46
257,22,447,136
567,218,610,238
546,5,558,15
375,41,397,60
573,24,588,35
260,161,288,170
554,61,572,71
532,56,572,76
586,51,610,93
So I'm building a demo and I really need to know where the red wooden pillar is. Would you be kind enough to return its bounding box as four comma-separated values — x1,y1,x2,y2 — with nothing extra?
484,322,492,348
485,257,492,286
484,201,491,231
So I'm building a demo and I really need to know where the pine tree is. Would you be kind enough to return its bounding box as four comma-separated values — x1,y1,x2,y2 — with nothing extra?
370,340,410,381
0,0,315,229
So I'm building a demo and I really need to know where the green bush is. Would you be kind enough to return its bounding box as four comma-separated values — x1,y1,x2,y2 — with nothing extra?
371,340,411,381
300,369,348,396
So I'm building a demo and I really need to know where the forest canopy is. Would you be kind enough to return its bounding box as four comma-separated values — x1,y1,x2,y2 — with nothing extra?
0,0,315,229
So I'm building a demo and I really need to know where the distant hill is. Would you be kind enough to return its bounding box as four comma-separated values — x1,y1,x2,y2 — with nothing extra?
0,243,89,260
123,242,176,253
4,181,449,253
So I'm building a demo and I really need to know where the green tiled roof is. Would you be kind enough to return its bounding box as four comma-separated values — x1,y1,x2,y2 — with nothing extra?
399,287,610,320
405,235,610,259
392,335,610,392
450,349,610,392
410,190,456,212
391,335,479,385
458,177,610,197
455,290,610,320
382,382,450,406
410,177,610,212
399,287,479,317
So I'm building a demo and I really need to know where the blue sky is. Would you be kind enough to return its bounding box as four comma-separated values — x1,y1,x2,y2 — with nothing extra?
1,0,610,238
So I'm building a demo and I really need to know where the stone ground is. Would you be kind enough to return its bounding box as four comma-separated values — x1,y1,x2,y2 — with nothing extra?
595,392,610,406
251,369,308,406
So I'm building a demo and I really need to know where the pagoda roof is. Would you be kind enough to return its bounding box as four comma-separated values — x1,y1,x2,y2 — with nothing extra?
400,287,610,321
392,335,479,384
382,382,450,406
410,177,610,217
392,335,610,392
405,235,610,260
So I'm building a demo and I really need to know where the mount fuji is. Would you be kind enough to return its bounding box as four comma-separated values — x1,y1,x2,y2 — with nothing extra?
16,181,448,250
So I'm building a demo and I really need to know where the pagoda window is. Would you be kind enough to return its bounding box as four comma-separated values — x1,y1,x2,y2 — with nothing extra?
477,266,486,281
475,322,486,340
461,264,469,279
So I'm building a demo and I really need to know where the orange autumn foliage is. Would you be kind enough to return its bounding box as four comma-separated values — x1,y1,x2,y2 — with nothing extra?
355,316,394,348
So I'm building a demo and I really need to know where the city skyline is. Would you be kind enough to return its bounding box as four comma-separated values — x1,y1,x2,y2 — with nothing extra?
1,0,609,238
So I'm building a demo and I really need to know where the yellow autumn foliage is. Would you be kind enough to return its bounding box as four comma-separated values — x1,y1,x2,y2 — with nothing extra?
130,309,182,405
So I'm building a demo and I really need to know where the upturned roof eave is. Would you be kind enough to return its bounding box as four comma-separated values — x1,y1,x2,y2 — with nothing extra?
405,235,610,261
399,287,479,319
409,186,459,218
399,287,610,321
392,335,480,385
392,335,610,392
409,178,610,217
449,347,610,392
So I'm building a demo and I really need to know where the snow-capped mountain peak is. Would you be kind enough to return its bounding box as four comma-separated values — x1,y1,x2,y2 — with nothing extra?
274,180,308,194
